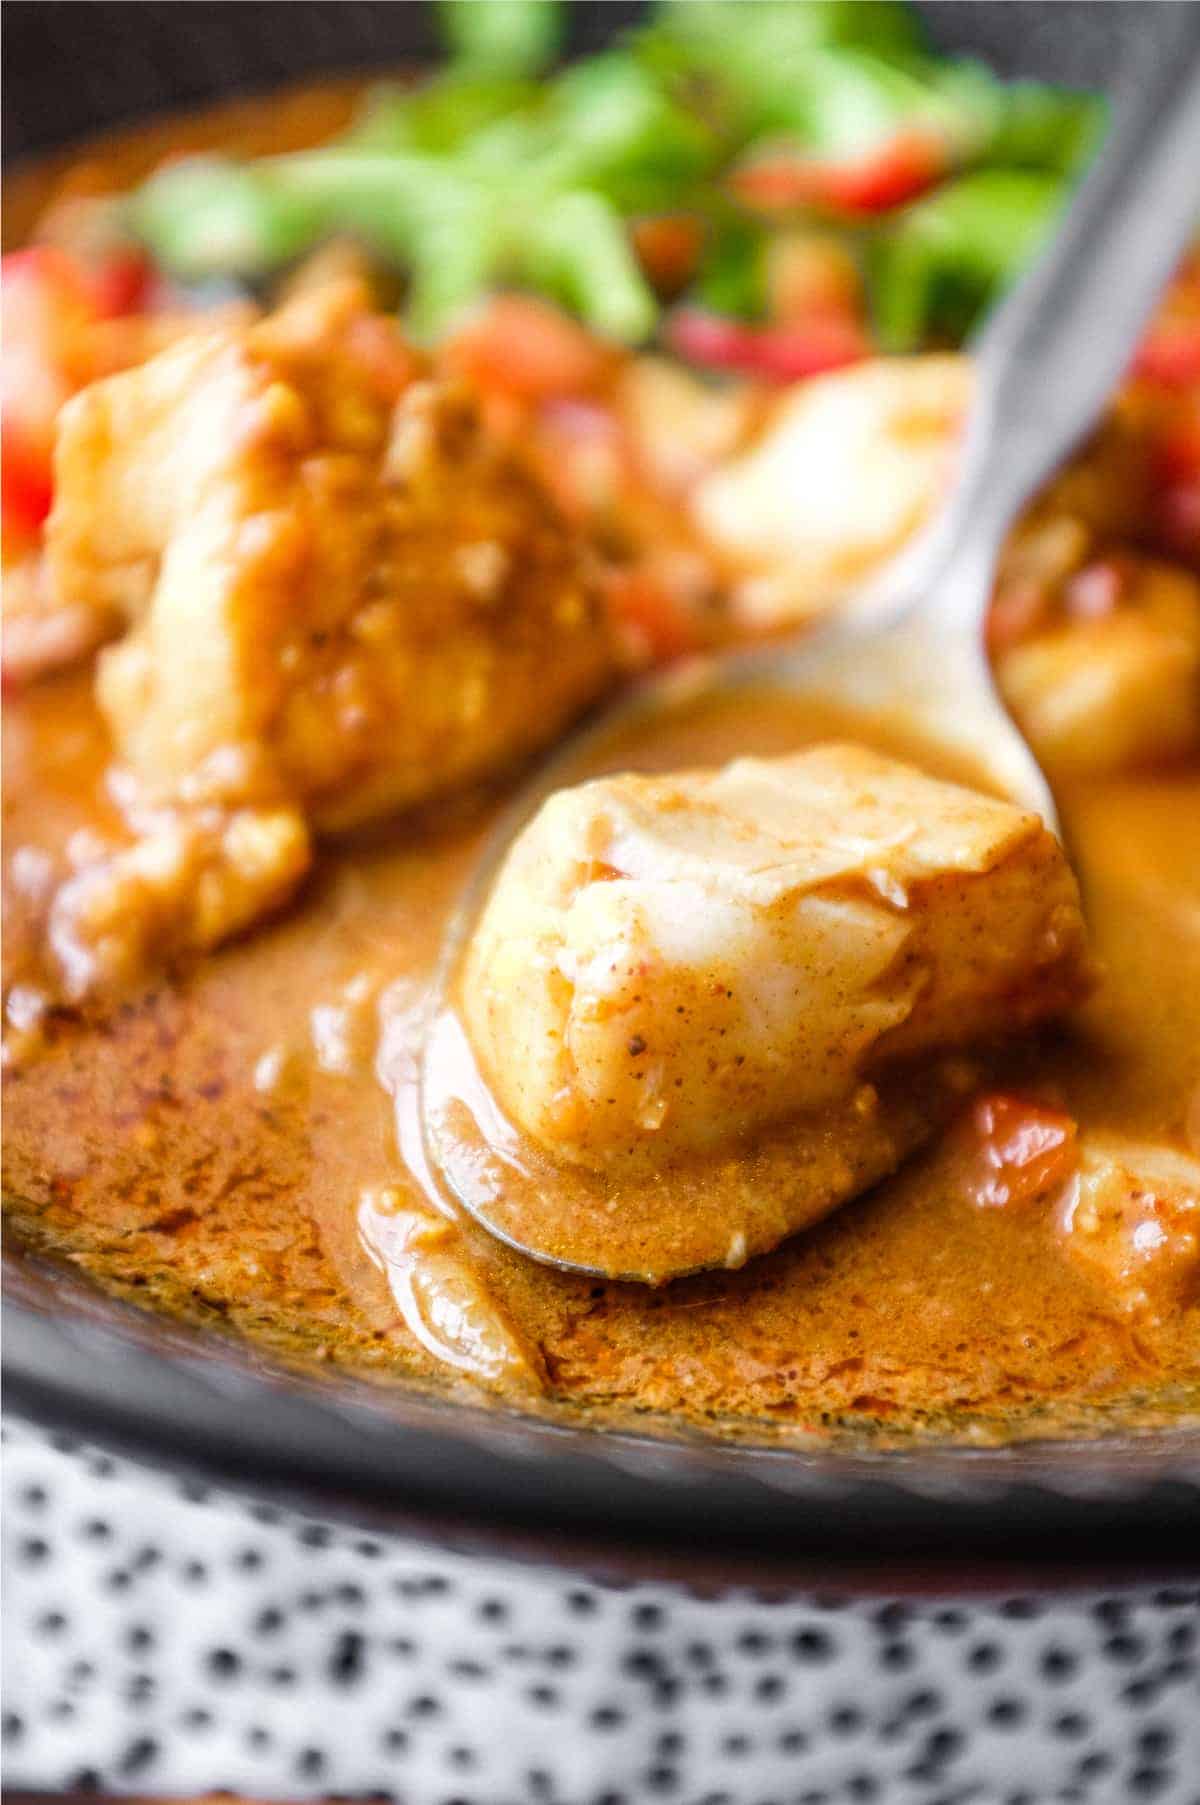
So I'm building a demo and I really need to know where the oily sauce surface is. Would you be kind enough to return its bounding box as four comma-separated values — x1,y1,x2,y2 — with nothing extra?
6,672,1200,1443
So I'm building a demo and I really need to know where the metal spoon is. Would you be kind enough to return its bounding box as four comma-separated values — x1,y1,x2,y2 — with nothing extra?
421,13,1200,1280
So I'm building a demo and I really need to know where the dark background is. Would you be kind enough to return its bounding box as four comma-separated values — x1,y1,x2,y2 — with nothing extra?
2,1,1167,166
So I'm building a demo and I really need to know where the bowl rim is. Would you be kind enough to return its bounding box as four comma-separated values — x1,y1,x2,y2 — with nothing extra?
6,1248,1200,1590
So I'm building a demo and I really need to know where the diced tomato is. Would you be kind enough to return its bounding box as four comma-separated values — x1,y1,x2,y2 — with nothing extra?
3,246,99,386
630,214,704,297
2,251,93,537
731,127,951,219
1131,245,1200,387
666,307,870,383
2,243,156,540
958,1091,1079,1211
1149,416,1200,559
1155,414,1200,487
605,563,702,665
444,294,613,404
3,244,97,312
1,418,55,536
1132,321,1200,388
88,246,155,319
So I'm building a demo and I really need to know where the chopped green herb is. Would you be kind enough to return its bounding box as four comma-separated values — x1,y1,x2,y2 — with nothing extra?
987,81,1108,176
434,0,565,76
694,215,770,320
348,72,538,156
869,168,1067,350
127,0,1101,355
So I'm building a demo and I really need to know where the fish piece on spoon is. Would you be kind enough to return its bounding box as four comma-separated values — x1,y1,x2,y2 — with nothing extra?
425,743,1092,1282
421,9,1200,1281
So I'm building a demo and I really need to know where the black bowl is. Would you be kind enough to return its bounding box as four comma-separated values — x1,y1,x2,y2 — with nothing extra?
5,0,1199,1592
0,1,1170,165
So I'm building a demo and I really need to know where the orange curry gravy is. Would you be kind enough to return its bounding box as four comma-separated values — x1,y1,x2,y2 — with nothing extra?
5,670,1199,1446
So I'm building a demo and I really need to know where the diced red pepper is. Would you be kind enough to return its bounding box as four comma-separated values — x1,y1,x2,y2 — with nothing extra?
1149,415,1200,559
958,1091,1079,1211
3,251,83,537
1154,414,1200,487
3,246,99,388
1,418,55,536
605,563,701,665
666,307,870,383
731,127,951,219
5,241,152,322
3,243,97,311
2,243,156,540
1132,321,1200,388
1132,246,1200,388
88,246,155,319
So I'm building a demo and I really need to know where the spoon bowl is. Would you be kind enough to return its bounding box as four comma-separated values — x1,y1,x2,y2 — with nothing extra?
422,11,1200,1279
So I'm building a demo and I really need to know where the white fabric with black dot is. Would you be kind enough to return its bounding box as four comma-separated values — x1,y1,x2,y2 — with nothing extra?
3,1418,1198,1803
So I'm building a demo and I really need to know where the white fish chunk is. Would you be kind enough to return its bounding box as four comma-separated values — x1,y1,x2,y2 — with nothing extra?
462,743,1091,1170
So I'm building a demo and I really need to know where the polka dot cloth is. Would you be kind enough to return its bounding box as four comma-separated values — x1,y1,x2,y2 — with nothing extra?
3,1417,1198,1803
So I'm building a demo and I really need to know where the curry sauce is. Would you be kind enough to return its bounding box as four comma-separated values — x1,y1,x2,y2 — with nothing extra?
5,672,1199,1444
3,81,1200,1450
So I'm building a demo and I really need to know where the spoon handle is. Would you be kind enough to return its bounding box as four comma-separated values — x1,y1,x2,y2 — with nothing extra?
932,4,1200,587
